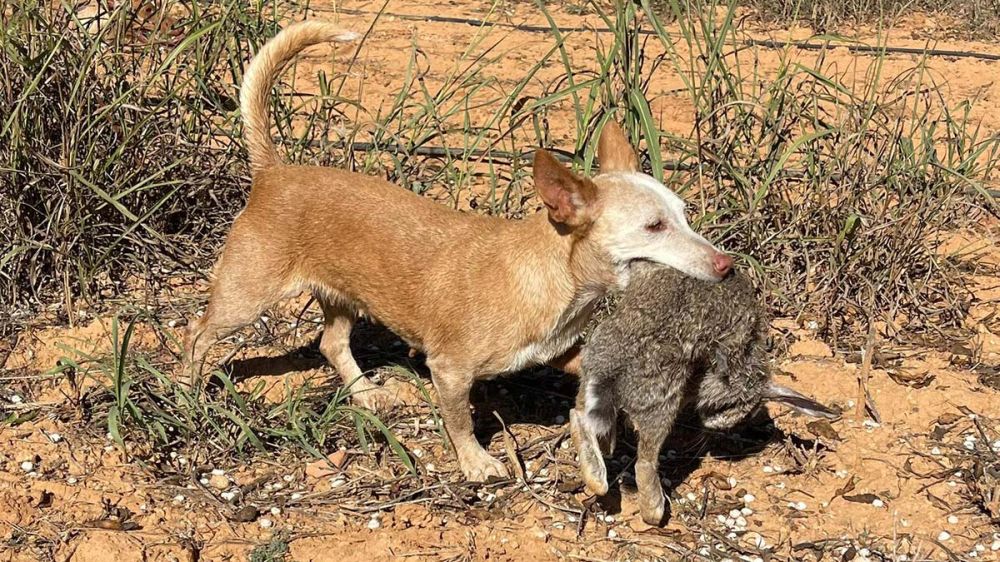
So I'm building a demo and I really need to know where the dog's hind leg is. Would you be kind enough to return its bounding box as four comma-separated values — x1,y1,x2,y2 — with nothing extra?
183,224,294,386
316,296,399,413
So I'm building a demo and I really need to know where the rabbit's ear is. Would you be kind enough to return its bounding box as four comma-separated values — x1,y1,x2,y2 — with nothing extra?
765,383,839,419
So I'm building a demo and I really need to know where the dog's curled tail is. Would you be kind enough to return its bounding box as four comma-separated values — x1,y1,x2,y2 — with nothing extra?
240,21,359,173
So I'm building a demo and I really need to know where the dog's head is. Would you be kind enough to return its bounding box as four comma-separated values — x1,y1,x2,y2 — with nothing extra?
533,122,731,284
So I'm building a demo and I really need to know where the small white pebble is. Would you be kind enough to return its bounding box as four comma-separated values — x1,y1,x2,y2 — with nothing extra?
19,461,34,472
282,474,294,482
27,471,38,478
788,501,806,511
221,491,236,501
167,319,177,328
48,433,62,443
199,477,209,485
901,519,911,527
974,544,985,552
607,529,618,539
259,518,273,529
716,515,728,524
605,515,615,523
686,492,698,502
330,477,346,488
735,516,747,528
413,449,423,458
968,551,978,558
991,539,1000,551
762,466,774,473
178,457,187,465
170,452,178,459
859,548,871,557
729,509,742,519
727,477,738,487
846,399,856,408
10,394,23,404
947,515,959,524
931,447,942,455
872,499,884,508
271,482,283,490
67,477,77,485
938,531,951,541
211,468,225,476
726,531,738,539
740,507,752,516
426,463,436,473
291,492,303,501
560,440,570,450
173,494,185,503
270,507,281,516
947,481,958,487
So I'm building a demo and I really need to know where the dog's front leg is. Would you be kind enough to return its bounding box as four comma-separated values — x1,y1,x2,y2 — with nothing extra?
427,358,509,482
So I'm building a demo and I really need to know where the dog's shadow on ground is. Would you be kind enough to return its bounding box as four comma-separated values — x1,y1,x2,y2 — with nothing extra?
222,318,417,383
222,319,578,428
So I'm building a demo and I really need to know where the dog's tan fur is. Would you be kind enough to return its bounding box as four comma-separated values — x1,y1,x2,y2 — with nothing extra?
183,21,730,481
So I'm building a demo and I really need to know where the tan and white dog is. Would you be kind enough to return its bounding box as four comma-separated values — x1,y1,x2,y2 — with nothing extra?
183,20,732,481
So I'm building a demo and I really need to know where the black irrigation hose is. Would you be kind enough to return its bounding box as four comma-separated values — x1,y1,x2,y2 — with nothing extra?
326,7,1000,63
333,141,695,169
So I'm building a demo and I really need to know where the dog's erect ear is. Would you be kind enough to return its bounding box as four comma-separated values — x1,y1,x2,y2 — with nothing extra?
765,383,839,419
533,149,597,226
598,121,638,173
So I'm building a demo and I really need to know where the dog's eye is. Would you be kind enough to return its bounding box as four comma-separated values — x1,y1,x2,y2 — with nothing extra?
646,219,667,233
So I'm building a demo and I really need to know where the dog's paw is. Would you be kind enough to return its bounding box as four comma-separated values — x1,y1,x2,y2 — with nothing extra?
459,450,509,483
351,386,403,414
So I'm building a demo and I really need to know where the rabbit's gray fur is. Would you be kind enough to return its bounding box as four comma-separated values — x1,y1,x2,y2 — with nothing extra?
571,262,831,525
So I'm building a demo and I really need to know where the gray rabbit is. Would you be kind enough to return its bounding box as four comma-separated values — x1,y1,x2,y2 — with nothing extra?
571,262,837,525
